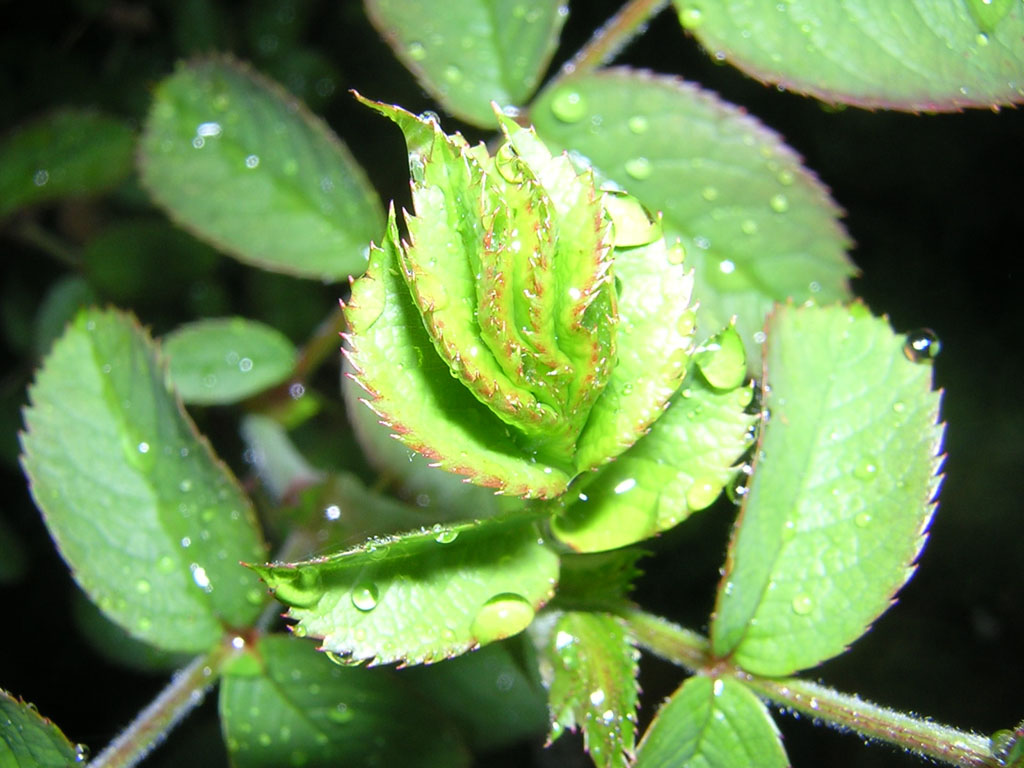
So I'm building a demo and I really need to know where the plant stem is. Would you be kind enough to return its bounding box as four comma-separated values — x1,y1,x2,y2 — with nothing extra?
15,219,82,268
562,0,670,78
617,607,999,768
87,639,236,768
292,303,347,382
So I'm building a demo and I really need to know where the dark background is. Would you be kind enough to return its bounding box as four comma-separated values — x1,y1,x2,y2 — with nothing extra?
1,1,1020,766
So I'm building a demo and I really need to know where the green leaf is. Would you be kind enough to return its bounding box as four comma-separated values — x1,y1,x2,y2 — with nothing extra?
673,0,1024,110
82,218,219,305
344,208,574,498
634,676,787,768
710,303,944,676
542,612,640,768
402,640,549,751
163,317,296,405
0,690,85,767
0,109,135,219
365,0,567,127
139,57,384,281
20,309,268,652
552,550,645,610
251,516,558,665
531,69,853,365
220,634,469,768
552,363,756,553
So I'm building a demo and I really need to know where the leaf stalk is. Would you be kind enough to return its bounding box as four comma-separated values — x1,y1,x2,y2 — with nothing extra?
618,607,1000,768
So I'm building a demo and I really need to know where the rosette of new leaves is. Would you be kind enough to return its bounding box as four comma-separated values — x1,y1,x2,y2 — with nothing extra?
344,98,695,499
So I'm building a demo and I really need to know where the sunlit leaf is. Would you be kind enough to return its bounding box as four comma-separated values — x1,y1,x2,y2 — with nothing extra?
552,361,756,553
251,516,558,666
635,676,787,768
139,57,384,281
21,309,268,652
220,634,469,768
365,0,568,127
711,303,943,676
532,68,853,366
672,0,1024,110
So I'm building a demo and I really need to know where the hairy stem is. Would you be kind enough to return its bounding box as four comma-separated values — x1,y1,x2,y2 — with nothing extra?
617,607,999,768
562,0,670,78
87,638,238,768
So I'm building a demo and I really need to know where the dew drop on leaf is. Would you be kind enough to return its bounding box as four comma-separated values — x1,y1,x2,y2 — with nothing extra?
624,156,653,180
666,242,686,265
471,593,535,645
407,41,427,60
351,581,380,612
853,458,878,481
903,328,941,363
550,89,587,123
268,565,324,608
679,5,704,29
769,193,789,213
791,594,814,615
685,477,720,510
854,512,872,528
627,115,649,134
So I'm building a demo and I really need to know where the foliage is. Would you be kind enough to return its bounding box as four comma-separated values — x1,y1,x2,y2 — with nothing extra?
1,2,1022,768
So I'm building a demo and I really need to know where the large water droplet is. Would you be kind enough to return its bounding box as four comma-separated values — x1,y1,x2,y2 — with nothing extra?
769,193,789,213
624,156,653,180
471,593,535,645
679,5,704,29
627,115,649,134
853,458,878,481
685,477,720,510
270,566,324,608
550,89,587,123
351,582,379,612
903,328,940,363
791,594,814,615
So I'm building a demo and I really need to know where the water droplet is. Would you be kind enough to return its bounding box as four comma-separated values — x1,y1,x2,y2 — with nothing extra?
471,593,535,645
495,142,526,183
351,582,379,611
613,477,637,494
701,185,719,201
245,154,260,169
791,594,813,615
270,566,323,608
328,703,354,723
679,5,704,29
976,32,990,47
258,733,272,747
741,218,759,235
628,115,649,134
712,678,724,696
769,193,789,212
157,555,175,572
246,588,265,605
777,169,795,186
443,65,463,84
407,41,427,60
718,259,735,274
667,241,686,264
677,310,696,338
685,477,720,510
624,156,653,180
435,528,459,544
903,328,940,363
854,512,872,528
33,169,49,186
551,89,587,123
853,458,878,481
135,579,151,594
589,689,606,706
74,743,90,763
324,504,341,521
190,563,213,592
